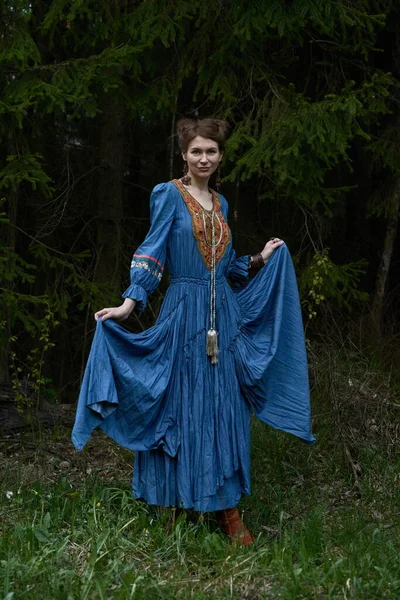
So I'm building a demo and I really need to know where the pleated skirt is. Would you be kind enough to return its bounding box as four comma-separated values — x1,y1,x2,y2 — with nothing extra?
72,246,315,511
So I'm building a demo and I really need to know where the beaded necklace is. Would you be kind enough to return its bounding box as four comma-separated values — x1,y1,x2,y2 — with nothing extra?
203,208,222,364
172,178,230,269
172,179,228,364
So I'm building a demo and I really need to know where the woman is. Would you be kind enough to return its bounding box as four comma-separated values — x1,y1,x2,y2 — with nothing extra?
72,118,315,546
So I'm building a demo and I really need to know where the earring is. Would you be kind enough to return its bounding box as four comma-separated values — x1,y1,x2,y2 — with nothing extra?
182,160,191,185
216,163,221,191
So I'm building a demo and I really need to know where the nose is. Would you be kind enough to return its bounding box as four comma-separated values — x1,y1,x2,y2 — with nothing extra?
200,154,209,163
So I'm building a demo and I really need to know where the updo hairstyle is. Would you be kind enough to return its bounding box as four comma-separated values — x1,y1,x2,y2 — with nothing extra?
177,118,230,153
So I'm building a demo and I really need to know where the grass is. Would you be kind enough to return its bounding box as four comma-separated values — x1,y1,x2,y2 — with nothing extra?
1,341,400,599
1,422,399,599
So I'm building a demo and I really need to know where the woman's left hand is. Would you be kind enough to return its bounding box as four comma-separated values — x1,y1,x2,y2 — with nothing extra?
260,237,285,263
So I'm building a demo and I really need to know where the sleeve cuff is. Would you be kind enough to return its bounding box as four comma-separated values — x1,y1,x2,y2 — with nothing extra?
233,255,251,279
121,284,148,312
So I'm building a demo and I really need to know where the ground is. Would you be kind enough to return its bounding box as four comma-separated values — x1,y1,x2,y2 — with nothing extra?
1,407,399,599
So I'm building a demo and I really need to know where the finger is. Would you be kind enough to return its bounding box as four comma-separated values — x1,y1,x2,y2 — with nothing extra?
265,240,279,249
103,310,118,322
94,308,110,320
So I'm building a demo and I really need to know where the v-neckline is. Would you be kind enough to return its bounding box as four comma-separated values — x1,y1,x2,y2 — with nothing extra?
171,179,231,269
174,179,216,213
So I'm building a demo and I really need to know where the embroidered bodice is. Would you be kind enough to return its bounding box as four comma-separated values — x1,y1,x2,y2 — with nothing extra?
172,179,230,270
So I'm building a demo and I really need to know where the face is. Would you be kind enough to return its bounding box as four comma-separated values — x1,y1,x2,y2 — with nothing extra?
183,136,222,180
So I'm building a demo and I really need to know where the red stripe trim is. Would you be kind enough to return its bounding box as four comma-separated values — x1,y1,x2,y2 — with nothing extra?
133,254,164,269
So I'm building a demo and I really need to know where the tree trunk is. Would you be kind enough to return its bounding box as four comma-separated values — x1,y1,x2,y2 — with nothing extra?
93,94,126,287
0,134,18,383
371,179,400,334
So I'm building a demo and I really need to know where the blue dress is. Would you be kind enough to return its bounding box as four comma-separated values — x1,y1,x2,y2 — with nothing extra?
72,180,315,512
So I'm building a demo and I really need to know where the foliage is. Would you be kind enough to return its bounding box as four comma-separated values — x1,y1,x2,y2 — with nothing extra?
0,201,44,336
299,248,369,320
2,327,399,596
9,302,59,413
225,75,395,215
1,405,399,598
0,154,53,195
0,0,399,399
0,200,110,402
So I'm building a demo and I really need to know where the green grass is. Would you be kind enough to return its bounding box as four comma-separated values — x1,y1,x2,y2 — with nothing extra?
1,416,399,599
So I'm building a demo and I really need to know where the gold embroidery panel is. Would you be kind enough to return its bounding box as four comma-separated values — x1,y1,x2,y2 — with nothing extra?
172,179,231,270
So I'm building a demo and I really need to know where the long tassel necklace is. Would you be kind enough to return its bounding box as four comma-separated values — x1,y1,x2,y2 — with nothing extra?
203,209,223,364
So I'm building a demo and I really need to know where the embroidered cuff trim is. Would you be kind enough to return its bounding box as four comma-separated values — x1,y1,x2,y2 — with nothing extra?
131,258,163,281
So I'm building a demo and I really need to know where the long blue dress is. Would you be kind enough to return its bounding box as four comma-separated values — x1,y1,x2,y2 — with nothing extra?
72,180,315,512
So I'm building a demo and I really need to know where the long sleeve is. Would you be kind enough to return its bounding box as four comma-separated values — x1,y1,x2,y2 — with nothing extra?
218,192,251,288
219,194,266,288
227,248,250,288
122,183,176,311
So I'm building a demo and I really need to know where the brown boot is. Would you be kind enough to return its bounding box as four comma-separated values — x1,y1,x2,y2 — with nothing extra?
215,507,255,547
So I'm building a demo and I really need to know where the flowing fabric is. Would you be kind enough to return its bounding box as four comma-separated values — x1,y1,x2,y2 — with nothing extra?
72,181,315,512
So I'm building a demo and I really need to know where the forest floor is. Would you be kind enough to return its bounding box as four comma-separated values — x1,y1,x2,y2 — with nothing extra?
1,410,399,600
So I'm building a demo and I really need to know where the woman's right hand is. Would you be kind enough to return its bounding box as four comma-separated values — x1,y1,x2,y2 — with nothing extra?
94,298,136,322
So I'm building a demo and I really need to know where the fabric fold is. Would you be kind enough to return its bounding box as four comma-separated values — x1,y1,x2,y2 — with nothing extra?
121,183,176,309
72,181,315,513
72,314,183,457
121,283,148,311
227,249,250,288
231,244,315,444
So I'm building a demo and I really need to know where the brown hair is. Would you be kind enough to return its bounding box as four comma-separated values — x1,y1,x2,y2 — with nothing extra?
176,117,230,153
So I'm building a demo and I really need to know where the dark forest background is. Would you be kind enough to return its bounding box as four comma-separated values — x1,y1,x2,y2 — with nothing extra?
1,0,399,413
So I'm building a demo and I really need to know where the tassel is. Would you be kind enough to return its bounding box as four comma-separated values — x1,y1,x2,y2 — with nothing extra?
204,205,220,365
206,328,219,364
